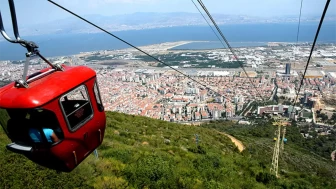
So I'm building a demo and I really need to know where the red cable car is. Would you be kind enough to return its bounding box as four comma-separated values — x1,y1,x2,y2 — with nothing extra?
0,0,106,172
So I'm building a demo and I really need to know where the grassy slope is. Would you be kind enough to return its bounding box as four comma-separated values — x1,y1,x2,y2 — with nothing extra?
202,120,336,188
0,112,335,189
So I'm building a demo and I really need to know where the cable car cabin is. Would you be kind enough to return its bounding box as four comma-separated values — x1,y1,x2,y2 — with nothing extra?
0,65,106,172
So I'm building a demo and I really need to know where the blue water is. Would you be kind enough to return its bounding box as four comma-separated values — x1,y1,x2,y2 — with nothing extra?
0,23,335,61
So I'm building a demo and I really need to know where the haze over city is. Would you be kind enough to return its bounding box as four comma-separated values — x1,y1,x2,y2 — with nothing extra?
0,0,335,36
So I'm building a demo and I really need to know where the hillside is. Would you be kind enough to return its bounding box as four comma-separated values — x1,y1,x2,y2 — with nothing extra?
0,112,335,189
202,119,336,182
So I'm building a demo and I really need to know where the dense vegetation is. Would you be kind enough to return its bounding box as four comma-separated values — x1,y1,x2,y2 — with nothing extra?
292,123,336,159
1,112,335,188
136,53,243,68
202,119,336,183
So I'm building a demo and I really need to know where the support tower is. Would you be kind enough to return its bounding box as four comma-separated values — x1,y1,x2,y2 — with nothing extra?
270,118,288,177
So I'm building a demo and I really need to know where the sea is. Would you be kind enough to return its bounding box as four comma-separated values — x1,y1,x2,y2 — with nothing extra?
0,22,335,61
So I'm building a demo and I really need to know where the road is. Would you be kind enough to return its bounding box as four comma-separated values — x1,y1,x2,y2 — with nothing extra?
219,131,245,152
179,116,244,125
312,108,316,123
181,121,245,152
269,78,278,101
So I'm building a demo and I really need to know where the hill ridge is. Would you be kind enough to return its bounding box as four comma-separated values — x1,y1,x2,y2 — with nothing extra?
0,111,335,188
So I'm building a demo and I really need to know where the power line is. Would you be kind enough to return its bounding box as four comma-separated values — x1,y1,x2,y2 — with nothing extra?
47,0,224,97
289,0,303,112
296,0,304,44
294,0,304,69
195,0,265,102
191,0,225,48
294,0,324,102
191,0,260,104
290,0,330,117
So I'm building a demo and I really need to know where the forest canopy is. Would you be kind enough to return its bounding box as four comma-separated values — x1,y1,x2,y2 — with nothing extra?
0,111,335,189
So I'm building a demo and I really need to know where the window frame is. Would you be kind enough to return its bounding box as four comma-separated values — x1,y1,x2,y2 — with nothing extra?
1,108,64,146
59,84,94,132
93,79,104,112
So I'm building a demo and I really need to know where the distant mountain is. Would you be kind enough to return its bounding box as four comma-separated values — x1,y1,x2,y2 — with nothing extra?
6,12,334,37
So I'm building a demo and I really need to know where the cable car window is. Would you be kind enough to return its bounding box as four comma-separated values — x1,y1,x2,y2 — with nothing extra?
93,80,104,112
60,85,93,131
0,108,63,145
1,108,30,144
28,109,64,144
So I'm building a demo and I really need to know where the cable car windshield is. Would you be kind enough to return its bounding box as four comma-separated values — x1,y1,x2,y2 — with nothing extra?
60,85,94,131
0,108,63,145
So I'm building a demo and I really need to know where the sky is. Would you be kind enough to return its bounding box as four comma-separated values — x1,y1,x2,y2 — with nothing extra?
0,0,335,26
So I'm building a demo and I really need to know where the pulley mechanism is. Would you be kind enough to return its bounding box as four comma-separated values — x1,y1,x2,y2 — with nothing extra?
0,0,63,88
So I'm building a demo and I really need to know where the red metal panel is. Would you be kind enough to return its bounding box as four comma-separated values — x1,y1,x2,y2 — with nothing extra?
0,65,96,108
83,78,106,151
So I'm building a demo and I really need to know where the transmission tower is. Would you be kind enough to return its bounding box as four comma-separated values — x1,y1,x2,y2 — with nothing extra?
281,126,287,151
270,118,288,177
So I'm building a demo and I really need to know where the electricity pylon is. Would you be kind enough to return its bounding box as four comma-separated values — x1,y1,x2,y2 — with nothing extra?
270,118,288,178
281,126,287,151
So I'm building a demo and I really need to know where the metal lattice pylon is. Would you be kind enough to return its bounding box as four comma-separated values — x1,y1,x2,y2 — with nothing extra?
270,122,281,177
270,118,288,178
281,127,287,151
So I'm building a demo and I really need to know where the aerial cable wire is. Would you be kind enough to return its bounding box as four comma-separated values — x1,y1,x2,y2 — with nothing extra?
296,0,304,45
47,0,224,97
293,0,304,97
191,0,226,48
195,0,266,102
191,0,264,105
293,0,303,78
290,0,330,118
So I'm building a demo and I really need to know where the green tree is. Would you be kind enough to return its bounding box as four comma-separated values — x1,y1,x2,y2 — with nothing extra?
331,113,336,122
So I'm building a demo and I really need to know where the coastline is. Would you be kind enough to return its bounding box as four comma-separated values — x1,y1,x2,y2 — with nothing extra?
1,22,335,61
1,39,335,61
122,41,210,52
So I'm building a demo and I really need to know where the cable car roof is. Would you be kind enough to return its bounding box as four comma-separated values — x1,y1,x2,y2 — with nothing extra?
0,65,96,109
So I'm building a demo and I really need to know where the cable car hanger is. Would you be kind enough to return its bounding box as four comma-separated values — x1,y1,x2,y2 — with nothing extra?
0,0,63,89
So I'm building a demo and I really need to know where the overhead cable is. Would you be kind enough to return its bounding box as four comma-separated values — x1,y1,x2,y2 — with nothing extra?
47,0,225,97
296,0,304,45
192,0,264,103
290,0,330,115
195,0,265,102
293,0,304,77
191,0,225,48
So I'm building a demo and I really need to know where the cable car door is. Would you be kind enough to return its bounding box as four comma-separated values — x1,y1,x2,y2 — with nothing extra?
85,79,106,151
60,85,94,167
